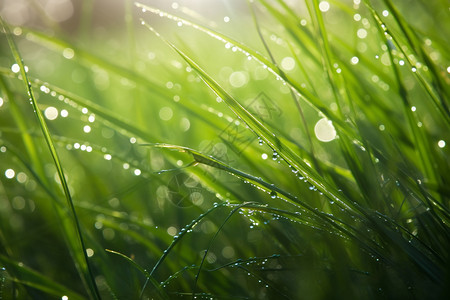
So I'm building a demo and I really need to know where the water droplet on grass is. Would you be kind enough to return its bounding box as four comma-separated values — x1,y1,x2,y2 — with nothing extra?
314,118,336,142
11,64,20,73
272,151,278,160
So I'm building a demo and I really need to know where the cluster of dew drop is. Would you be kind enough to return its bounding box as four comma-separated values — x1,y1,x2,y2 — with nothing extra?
137,1,444,232
137,3,301,98
227,254,282,289
29,80,153,177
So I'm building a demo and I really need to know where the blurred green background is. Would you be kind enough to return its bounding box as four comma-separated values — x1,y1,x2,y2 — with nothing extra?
0,0,449,299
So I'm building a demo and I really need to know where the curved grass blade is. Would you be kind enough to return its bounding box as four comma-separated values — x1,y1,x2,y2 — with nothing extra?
192,202,256,298
140,202,228,298
106,250,169,300
19,28,232,135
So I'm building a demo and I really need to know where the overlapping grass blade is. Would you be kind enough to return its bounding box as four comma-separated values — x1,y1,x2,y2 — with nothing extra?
0,17,101,299
0,255,85,300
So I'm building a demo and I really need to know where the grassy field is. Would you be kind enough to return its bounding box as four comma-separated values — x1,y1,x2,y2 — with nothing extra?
0,0,449,299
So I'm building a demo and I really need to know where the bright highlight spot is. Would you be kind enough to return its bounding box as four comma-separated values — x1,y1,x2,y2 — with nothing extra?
134,169,141,176
438,140,446,148
167,226,177,236
83,125,91,133
357,28,367,39
44,0,74,22
86,248,94,257
159,107,173,121
229,71,248,88
104,154,112,160
60,109,69,117
281,57,296,71
0,97,4,107
11,64,20,73
63,48,74,59
351,56,359,64
44,107,58,120
224,16,230,23
5,169,15,179
382,10,389,17
61,296,69,300
180,117,190,132
261,153,268,160
319,1,330,12
314,118,336,142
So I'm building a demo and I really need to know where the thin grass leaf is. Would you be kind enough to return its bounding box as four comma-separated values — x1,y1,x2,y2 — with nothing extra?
106,249,170,300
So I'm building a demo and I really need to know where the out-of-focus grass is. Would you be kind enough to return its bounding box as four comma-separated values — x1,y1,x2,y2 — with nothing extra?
0,0,449,299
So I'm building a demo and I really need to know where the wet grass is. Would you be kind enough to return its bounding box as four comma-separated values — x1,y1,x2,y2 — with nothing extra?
0,0,449,299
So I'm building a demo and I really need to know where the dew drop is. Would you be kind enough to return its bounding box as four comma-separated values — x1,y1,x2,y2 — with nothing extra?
11,64,20,73
272,152,278,160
